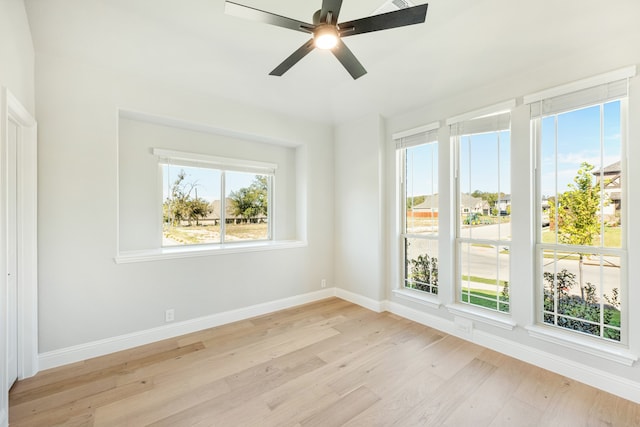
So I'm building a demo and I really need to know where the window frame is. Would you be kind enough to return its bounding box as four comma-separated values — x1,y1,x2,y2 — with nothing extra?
532,99,629,344
394,123,441,305
155,148,276,247
451,110,513,316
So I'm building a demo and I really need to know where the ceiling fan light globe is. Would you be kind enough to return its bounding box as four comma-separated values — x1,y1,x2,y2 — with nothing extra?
314,26,339,49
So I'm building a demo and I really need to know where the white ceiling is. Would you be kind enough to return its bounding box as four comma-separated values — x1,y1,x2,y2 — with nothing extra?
24,0,640,124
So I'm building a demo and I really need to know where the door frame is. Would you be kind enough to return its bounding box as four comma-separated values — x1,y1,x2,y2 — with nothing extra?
0,87,38,425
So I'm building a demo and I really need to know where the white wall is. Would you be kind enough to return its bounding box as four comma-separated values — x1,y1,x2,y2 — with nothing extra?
35,52,334,353
0,0,34,115
334,114,386,301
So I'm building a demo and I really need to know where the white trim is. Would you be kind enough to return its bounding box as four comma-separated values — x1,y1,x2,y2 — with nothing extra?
335,288,386,313
446,99,516,126
153,148,278,174
2,91,38,373
386,300,640,404
446,303,516,330
115,240,307,264
39,287,336,371
523,66,637,105
392,121,440,140
526,325,637,366
392,288,441,309
0,88,38,426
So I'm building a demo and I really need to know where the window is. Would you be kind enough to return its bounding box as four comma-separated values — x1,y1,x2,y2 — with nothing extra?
451,111,511,313
156,149,275,246
529,77,629,343
396,125,439,295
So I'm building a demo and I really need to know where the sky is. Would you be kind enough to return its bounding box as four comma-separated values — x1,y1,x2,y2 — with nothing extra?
405,100,622,199
162,165,260,202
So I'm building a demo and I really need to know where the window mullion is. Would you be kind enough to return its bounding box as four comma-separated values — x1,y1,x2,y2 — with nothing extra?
220,171,226,243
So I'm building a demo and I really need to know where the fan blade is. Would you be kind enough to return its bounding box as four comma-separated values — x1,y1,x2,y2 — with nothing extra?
320,0,343,24
270,39,316,76
225,1,314,34
331,39,366,80
339,3,428,37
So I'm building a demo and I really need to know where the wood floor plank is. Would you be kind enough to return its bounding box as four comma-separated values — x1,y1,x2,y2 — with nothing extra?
487,397,543,427
442,350,530,426
9,298,639,426
300,385,381,427
394,357,498,426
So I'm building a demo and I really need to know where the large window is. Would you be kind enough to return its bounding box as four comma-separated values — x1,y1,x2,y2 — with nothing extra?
156,149,274,246
451,111,511,313
397,126,439,295
530,79,628,343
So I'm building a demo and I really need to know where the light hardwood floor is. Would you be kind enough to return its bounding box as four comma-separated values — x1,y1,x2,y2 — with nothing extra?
9,298,640,426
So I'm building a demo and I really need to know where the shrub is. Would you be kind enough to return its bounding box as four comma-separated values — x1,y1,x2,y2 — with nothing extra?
543,268,620,341
407,253,438,295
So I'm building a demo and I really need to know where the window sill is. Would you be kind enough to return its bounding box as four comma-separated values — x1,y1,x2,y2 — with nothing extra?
526,324,637,366
115,240,307,264
392,288,441,309
446,303,516,331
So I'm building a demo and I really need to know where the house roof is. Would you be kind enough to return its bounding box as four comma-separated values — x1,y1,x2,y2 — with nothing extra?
412,194,484,210
594,161,621,175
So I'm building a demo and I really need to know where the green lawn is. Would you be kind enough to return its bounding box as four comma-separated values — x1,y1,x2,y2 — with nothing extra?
461,288,509,313
461,275,508,287
542,226,621,247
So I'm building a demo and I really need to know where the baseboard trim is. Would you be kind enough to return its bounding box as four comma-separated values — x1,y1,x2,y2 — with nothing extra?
38,288,336,371
386,300,640,404
334,288,386,313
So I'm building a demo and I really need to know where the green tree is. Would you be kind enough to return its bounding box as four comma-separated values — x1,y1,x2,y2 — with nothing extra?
163,170,210,226
406,195,426,209
186,197,211,226
229,175,268,222
549,162,601,299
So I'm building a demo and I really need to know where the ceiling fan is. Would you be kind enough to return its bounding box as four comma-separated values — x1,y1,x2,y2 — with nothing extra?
224,0,429,80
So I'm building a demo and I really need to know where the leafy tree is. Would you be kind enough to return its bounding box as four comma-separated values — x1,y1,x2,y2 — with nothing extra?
406,195,426,209
163,169,211,226
229,175,268,222
548,162,602,299
187,197,211,226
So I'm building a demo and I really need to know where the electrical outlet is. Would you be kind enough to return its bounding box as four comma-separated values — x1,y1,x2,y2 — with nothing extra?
321,279,326,288
454,316,473,336
165,308,175,323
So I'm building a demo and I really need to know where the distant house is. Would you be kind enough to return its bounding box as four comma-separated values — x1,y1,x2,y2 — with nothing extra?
594,161,621,221
409,194,439,218
460,194,486,215
497,194,511,214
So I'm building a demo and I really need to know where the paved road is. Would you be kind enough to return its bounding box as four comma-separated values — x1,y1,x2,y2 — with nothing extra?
407,223,620,298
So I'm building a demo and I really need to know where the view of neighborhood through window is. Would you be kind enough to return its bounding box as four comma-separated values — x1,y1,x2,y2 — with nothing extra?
402,139,439,295
162,162,271,246
537,99,624,342
454,113,511,313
